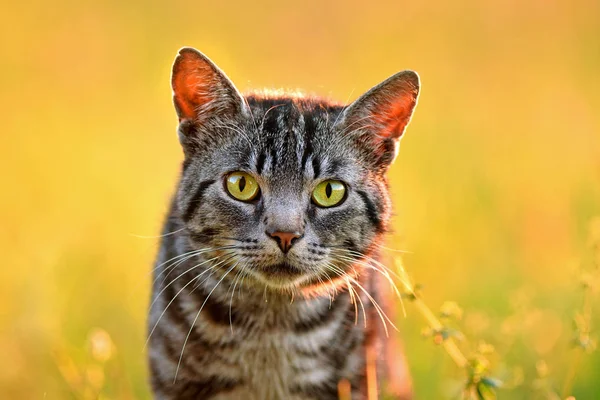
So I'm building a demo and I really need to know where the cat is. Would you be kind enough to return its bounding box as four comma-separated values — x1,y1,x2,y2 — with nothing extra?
148,47,420,400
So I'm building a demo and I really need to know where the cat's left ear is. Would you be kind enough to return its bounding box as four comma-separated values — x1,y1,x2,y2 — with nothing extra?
337,70,420,167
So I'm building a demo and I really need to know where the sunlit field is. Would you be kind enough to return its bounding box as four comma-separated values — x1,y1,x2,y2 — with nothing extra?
2,0,599,398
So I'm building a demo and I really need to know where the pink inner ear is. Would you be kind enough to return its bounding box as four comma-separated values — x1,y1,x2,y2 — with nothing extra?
374,95,415,139
173,58,215,121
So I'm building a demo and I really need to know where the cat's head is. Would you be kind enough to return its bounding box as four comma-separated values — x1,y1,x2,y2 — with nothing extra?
171,47,419,292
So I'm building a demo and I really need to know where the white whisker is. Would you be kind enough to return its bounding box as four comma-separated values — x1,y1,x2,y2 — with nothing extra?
129,227,187,239
228,267,246,334
145,255,236,348
331,249,408,317
174,262,239,382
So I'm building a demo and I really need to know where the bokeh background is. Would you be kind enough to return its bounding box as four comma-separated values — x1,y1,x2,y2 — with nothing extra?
2,0,600,398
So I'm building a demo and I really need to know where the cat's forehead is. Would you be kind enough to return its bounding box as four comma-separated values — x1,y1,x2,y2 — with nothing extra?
238,96,359,185
246,95,342,133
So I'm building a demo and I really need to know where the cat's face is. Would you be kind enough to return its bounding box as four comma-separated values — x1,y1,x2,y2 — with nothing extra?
171,48,419,292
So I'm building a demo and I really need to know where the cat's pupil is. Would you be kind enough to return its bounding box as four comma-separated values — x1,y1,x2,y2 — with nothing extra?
325,182,332,198
239,176,246,192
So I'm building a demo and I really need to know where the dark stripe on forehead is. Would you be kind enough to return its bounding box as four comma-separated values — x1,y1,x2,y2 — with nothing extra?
261,104,282,134
182,179,215,222
255,151,266,174
260,107,283,171
356,190,384,233
269,137,278,171
301,134,313,173
258,134,274,173
303,114,323,177
312,156,321,179
275,114,289,168
281,107,298,159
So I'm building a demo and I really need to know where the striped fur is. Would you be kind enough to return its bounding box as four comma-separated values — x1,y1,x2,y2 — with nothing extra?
148,48,419,399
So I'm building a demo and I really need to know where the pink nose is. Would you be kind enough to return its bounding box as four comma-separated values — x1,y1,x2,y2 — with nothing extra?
267,230,303,253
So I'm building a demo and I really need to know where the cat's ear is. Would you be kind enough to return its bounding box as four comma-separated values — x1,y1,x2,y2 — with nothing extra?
337,70,420,167
171,47,247,124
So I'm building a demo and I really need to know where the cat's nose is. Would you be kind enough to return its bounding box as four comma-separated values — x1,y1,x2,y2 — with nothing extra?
266,229,303,253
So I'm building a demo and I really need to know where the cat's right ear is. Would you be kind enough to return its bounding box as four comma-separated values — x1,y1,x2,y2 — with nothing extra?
336,70,420,168
171,47,247,128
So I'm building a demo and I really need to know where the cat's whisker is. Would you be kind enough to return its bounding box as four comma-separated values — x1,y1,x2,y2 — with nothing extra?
190,255,238,292
237,266,249,302
331,88,354,127
322,259,396,335
342,247,411,280
347,277,366,328
313,272,333,305
333,248,410,287
330,251,396,285
129,227,187,239
159,251,223,285
145,273,203,349
260,104,285,132
129,246,237,303
242,96,259,133
346,279,359,326
152,245,238,280
337,115,375,136
348,276,398,337
322,269,343,307
212,236,261,245
374,243,412,254
320,263,362,326
214,122,254,148
330,250,408,316
317,273,333,305
175,262,239,383
145,254,237,348
150,249,205,277
161,246,241,284
149,255,229,314
228,267,246,334
332,253,403,298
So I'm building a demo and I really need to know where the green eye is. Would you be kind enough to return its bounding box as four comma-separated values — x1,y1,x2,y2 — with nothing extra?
312,180,346,208
226,172,260,202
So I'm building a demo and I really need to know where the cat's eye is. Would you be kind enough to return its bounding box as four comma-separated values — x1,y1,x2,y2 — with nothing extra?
312,180,346,208
226,172,260,202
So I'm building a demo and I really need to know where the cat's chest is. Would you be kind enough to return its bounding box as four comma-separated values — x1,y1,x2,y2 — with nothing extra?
232,331,297,397
209,305,346,399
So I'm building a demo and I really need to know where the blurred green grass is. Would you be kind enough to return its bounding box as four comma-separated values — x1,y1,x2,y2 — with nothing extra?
1,0,599,398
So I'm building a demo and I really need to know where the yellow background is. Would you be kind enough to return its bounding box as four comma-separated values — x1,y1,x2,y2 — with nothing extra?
1,0,599,398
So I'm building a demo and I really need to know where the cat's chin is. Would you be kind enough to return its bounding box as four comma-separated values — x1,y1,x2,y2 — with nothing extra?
242,262,319,291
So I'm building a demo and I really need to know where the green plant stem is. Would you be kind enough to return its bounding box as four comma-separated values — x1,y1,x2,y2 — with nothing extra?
412,295,468,368
394,260,468,369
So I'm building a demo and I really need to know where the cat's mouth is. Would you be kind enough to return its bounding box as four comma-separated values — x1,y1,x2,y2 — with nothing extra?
258,262,305,279
243,261,314,289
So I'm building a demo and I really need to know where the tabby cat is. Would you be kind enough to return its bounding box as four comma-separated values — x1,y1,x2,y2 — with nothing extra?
148,47,420,400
